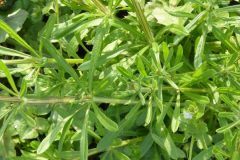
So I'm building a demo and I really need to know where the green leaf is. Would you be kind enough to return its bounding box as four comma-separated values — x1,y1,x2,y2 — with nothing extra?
162,42,170,64
144,96,152,126
167,10,195,18
175,45,183,64
0,60,18,94
140,133,153,158
37,115,73,154
97,104,141,150
80,107,90,160
41,13,56,39
216,119,240,133
171,93,181,133
0,46,30,58
117,66,133,79
0,105,12,120
219,94,239,109
58,117,73,151
184,93,210,104
0,17,39,57
194,32,206,69
89,25,106,93
212,26,239,64
218,87,240,95
111,18,144,40
41,38,79,82
232,151,240,160
136,56,147,77
169,24,189,36
172,10,207,46
0,9,28,43
53,16,102,39
0,83,18,96
113,150,130,160
152,132,185,159
192,146,214,160
19,79,27,97
0,107,18,140
167,62,183,72
92,103,119,132
216,5,240,12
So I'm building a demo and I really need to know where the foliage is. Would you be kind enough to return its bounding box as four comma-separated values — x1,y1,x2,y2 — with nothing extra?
0,0,240,159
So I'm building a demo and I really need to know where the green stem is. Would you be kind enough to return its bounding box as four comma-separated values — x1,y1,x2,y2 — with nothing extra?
92,0,109,15
0,86,207,105
55,0,60,23
188,136,194,160
131,0,154,44
0,96,139,105
2,58,83,65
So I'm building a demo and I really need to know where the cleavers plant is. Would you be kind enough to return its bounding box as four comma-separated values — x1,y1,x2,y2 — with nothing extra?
0,0,240,159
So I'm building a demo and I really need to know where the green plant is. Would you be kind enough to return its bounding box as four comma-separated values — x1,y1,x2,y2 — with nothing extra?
0,0,240,159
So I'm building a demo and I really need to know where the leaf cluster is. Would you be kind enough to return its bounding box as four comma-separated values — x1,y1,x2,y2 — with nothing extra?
0,0,240,159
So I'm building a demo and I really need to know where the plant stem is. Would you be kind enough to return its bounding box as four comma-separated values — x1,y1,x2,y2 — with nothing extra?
188,136,194,160
131,0,154,44
2,58,83,65
0,96,139,105
0,85,208,105
92,0,109,15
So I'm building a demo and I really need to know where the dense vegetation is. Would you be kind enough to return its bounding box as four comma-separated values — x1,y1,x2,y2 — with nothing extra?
0,0,240,159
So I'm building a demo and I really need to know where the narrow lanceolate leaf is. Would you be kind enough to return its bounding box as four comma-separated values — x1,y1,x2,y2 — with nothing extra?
172,10,207,46
92,103,119,132
136,56,147,77
171,93,181,133
169,24,189,36
117,66,133,79
140,133,153,158
0,19,39,57
152,132,185,159
37,116,73,154
0,107,18,139
0,83,18,96
80,107,90,160
113,150,131,160
97,103,141,151
216,119,240,133
42,38,79,82
144,96,152,126
0,46,30,58
212,26,239,64
192,146,214,160
220,94,239,109
89,25,106,93
41,13,57,39
184,93,210,104
216,5,240,12
19,79,27,97
162,42,170,64
0,60,18,94
175,45,183,64
58,118,73,152
194,32,206,69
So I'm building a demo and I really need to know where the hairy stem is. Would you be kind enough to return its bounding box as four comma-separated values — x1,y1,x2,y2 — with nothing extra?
2,58,83,65
92,0,109,14
131,0,154,44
